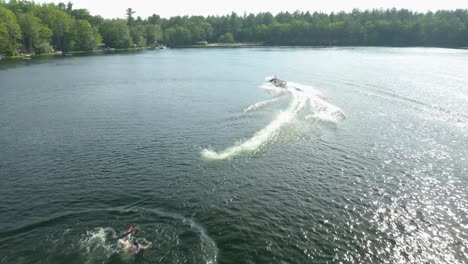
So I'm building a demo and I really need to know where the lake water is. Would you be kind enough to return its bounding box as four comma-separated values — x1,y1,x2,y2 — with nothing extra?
0,47,467,264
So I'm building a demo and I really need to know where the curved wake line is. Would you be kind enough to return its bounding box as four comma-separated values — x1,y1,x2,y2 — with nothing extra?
142,208,218,264
202,92,306,160
288,82,346,122
201,80,345,160
2,208,219,264
307,96,346,122
134,208,219,264
242,96,282,112
183,219,218,264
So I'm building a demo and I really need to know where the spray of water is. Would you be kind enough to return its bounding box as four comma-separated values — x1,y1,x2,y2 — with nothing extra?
78,227,119,264
201,79,345,160
242,96,283,112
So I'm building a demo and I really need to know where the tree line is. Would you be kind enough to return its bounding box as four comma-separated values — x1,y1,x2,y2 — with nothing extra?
1,0,467,56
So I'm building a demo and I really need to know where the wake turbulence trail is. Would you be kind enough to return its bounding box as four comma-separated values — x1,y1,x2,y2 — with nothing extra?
201,80,345,160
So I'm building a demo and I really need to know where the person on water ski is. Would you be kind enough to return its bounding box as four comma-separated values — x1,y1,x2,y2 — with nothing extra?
120,239,153,253
119,224,152,253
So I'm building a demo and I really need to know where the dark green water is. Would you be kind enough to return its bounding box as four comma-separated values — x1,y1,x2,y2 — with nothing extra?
0,48,467,264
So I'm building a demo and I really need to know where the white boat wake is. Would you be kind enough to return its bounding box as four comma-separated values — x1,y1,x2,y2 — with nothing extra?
242,96,283,112
201,79,345,160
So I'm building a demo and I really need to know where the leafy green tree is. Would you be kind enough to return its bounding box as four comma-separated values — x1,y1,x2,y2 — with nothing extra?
164,26,191,46
100,19,132,48
218,32,234,43
259,12,274,25
147,14,160,25
0,6,21,55
66,1,72,13
93,26,102,45
254,24,268,41
6,0,35,13
72,19,98,51
36,6,73,51
0,22,9,53
187,23,204,42
229,12,242,37
130,24,146,46
276,11,293,23
145,24,161,45
56,2,66,11
70,8,92,22
201,21,213,40
17,12,52,53
2,3,468,53
135,16,143,25
34,25,53,53
17,12,36,52
89,15,104,28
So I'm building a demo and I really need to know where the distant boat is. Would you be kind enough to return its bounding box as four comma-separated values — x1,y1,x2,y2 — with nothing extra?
159,45,166,49
22,54,32,60
268,76,287,88
268,77,303,91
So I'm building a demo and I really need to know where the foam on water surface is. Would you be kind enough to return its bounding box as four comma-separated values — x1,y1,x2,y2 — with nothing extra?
201,79,345,160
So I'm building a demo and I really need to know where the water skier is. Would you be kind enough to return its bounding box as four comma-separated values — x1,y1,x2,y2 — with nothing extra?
120,239,153,253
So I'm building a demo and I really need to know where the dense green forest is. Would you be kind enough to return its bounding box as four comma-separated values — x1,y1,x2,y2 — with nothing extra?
1,0,467,56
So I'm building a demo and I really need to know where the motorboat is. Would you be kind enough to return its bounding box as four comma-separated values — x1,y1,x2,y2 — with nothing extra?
269,76,287,88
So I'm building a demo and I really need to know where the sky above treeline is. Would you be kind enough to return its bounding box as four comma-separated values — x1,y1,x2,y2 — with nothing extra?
35,0,468,18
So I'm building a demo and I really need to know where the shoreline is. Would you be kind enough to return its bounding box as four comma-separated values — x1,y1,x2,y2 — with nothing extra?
174,42,468,49
174,42,262,48
0,47,148,61
1,44,466,61
206,42,263,47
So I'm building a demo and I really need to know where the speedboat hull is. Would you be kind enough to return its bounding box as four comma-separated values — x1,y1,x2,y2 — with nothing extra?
269,78,287,88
